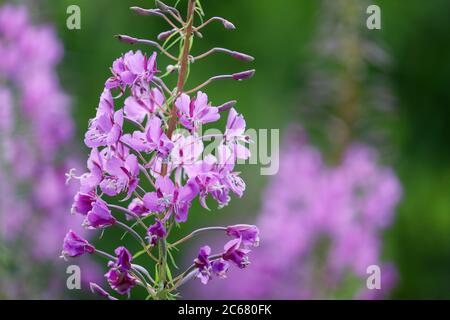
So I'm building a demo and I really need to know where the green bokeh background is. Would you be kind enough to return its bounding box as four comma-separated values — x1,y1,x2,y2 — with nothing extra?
34,0,450,298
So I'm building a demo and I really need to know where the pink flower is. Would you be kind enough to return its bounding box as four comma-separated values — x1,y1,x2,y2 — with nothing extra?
147,219,167,246
176,92,220,131
226,224,260,247
71,192,97,215
222,238,251,269
84,89,123,148
79,148,105,193
105,51,157,91
223,108,251,160
105,246,136,295
143,176,198,222
194,245,212,285
61,230,95,258
122,116,174,157
83,199,116,229
124,87,164,123
100,153,139,198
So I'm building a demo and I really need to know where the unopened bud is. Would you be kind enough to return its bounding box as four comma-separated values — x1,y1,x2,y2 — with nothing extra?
166,65,177,73
232,69,255,81
130,6,162,16
115,34,137,44
155,1,178,15
218,100,237,112
231,51,255,62
158,29,176,41
222,19,236,30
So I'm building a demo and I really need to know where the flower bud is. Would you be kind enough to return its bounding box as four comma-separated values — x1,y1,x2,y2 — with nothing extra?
130,7,162,16
221,18,236,30
158,28,176,41
115,34,137,44
231,51,255,62
155,1,178,15
232,69,255,81
218,100,237,112
166,64,177,73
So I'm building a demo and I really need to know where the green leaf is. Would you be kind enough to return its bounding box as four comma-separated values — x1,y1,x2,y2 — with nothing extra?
167,248,179,269
166,264,173,282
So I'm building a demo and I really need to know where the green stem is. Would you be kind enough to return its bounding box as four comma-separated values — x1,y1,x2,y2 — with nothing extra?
157,1,197,299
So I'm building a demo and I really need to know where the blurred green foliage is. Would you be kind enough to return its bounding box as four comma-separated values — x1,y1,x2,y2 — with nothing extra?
37,0,450,298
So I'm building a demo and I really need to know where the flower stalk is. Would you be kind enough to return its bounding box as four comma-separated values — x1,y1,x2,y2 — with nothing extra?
63,0,260,300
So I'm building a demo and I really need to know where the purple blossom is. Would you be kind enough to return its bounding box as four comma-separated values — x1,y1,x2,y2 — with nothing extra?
123,116,174,157
147,219,167,246
223,108,251,160
105,246,136,295
226,224,260,247
114,246,133,271
211,259,229,278
83,199,116,229
105,51,158,91
84,89,123,148
175,92,220,131
100,153,139,198
105,269,137,296
186,145,245,209
222,238,251,269
128,198,149,216
62,230,95,258
124,87,164,123
79,148,105,193
143,176,198,222
71,192,97,215
194,245,212,285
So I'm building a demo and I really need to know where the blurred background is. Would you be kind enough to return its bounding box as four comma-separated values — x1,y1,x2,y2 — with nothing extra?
1,0,450,299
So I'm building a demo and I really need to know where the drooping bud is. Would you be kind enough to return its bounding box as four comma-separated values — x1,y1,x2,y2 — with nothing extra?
218,100,237,112
155,0,180,15
115,34,138,44
231,51,255,62
221,18,236,30
158,28,176,41
130,6,163,17
232,69,255,81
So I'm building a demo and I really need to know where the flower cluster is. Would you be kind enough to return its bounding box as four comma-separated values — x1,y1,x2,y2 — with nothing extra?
0,4,99,298
188,127,401,299
63,0,259,299
193,225,259,285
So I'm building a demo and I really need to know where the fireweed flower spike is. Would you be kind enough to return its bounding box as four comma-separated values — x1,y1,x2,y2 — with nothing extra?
64,0,259,299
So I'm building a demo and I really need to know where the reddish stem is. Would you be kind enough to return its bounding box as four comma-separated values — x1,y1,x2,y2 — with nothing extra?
161,0,196,176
